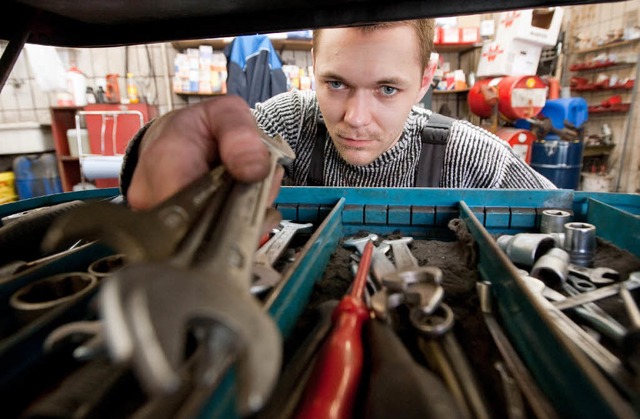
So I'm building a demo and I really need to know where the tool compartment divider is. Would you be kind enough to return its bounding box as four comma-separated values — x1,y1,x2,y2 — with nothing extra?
586,198,640,257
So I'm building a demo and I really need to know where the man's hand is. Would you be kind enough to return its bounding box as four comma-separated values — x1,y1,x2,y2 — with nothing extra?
127,96,282,210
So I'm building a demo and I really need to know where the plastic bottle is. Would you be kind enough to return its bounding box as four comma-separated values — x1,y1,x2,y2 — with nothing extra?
95,86,106,103
85,86,97,104
66,66,87,106
126,73,140,104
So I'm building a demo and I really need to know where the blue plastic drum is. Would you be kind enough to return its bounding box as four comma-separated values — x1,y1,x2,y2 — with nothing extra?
530,137,584,189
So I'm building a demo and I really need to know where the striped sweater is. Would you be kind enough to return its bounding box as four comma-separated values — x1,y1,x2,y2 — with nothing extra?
252,90,556,189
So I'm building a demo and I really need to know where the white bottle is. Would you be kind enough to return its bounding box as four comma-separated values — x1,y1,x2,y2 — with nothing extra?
66,66,87,106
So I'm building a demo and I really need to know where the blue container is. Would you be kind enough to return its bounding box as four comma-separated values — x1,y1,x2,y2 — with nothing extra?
515,97,589,130
12,153,63,200
530,137,584,189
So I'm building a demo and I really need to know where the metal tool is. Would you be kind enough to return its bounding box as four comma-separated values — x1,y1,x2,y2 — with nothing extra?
567,264,619,285
88,254,128,280
619,284,640,373
530,247,569,286
343,234,395,285
252,220,313,294
539,209,571,246
494,361,525,419
9,271,98,325
381,236,418,271
104,133,292,415
522,275,629,380
540,209,572,234
412,303,491,419
46,132,294,416
477,282,559,419
562,282,627,344
563,222,596,267
381,267,444,315
554,273,640,311
295,240,374,419
496,233,556,268
42,165,233,263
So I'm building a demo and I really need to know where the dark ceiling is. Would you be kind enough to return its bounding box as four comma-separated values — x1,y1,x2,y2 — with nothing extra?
3,0,621,48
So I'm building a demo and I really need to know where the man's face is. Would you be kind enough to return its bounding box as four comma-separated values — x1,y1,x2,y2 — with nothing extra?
313,25,433,166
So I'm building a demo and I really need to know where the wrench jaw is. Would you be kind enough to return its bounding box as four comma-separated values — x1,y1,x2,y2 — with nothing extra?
41,203,177,263
100,264,283,416
251,263,282,295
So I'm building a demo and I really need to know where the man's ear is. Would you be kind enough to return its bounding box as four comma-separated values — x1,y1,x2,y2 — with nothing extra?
417,54,438,102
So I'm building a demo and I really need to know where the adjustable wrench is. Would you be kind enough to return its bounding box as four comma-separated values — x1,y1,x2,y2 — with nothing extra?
382,237,418,271
343,234,395,285
252,220,313,294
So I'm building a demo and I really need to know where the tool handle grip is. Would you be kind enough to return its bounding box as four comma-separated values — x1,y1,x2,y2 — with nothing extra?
295,297,369,419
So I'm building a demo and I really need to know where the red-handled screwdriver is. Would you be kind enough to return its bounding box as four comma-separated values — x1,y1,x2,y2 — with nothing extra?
294,240,374,419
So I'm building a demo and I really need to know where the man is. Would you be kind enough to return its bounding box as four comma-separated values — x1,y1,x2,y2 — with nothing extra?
122,19,554,210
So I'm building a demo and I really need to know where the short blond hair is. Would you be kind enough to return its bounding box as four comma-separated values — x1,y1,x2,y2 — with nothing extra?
312,19,435,70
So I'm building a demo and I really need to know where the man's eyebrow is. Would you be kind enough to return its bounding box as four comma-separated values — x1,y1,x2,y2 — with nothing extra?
316,71,345,81
376,77,407,86
317,72,409,87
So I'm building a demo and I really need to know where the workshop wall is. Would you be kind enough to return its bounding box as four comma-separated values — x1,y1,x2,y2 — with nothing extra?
563,0,640,193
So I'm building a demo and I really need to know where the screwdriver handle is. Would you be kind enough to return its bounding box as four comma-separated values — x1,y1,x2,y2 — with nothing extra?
295,241,373,419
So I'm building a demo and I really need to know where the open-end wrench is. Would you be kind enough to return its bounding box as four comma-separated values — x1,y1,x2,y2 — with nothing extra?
554,272,640,311
522,275,629,381
42,165,233,263
381,237,418,271
104,132,293,415
252,220,313,294
476,282,559,419
567,264,619,285
46,132,293,416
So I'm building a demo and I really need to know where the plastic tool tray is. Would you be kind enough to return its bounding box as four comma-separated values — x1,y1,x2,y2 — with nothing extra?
0,187,639,418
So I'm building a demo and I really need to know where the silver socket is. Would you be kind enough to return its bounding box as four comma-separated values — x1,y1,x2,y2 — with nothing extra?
563,222,596,267
540,209,572,234
497,233,556,267
530,247,570,286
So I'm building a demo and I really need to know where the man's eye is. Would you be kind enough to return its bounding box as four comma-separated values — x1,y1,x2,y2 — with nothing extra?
327,81,344,89
381,86,398,96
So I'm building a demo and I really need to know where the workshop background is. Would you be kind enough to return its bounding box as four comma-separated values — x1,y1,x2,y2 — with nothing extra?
0,1,638,201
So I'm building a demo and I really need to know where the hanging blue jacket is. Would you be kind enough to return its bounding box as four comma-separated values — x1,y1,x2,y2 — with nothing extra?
225,35,288,107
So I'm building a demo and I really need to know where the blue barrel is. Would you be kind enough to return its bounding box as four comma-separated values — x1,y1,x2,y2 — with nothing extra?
530,137,584,189
12,153,63,200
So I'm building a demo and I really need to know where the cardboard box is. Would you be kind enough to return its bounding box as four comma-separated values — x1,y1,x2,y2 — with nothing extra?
460,27,480,44
441,27,460,44
434,27,442,44
495,8,564,47
476,39,542,77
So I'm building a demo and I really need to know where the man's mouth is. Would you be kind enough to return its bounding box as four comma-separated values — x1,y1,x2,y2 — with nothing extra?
338,135,373,148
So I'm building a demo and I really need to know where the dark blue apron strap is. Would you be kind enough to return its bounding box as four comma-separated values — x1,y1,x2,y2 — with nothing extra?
307,114,327,186
415,113,454,187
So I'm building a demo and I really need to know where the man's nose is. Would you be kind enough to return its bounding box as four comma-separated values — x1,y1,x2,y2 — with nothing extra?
344,92,372,127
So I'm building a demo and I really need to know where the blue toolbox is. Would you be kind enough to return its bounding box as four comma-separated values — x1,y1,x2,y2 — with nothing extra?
0,187,639,418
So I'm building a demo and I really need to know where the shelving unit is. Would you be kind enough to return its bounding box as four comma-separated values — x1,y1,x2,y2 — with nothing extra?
567,37,639,190
50,104,158,192
172,38,312,52
431,42,480,118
